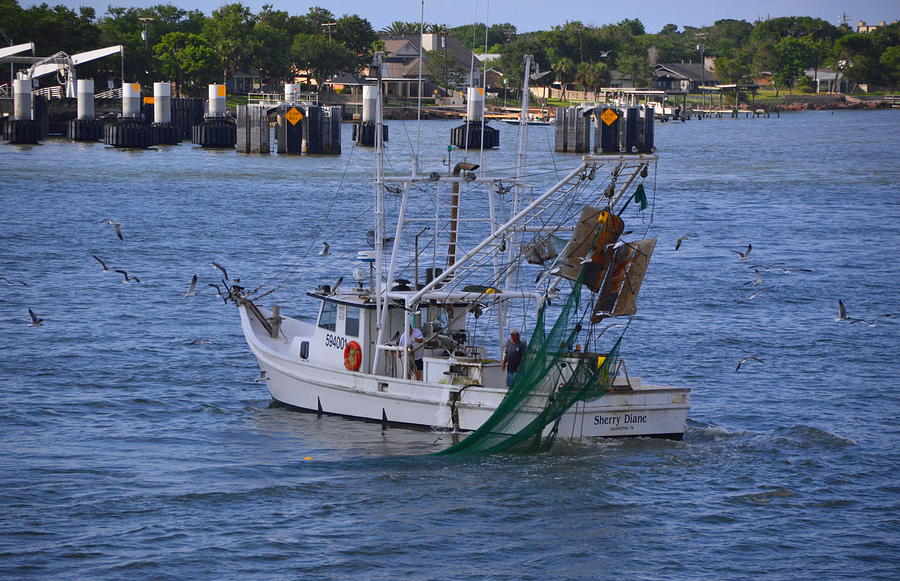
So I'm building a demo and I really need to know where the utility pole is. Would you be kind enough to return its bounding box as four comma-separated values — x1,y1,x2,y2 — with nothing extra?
696,32,706,108
138,17,155,83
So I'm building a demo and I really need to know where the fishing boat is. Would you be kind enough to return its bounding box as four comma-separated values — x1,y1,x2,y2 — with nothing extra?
233,55,689,453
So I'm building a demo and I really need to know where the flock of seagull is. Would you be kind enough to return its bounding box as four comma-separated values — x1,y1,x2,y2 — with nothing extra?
17,219,232,343
672,237,891,372
10,223,892,374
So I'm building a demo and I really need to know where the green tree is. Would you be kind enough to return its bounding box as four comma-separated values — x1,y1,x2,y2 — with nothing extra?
706,19,753,56
248,21,291,88
617,54,654,87
576,61,610,99
713,52,751,84
880,45,900,91
770,36,815,94
97,7,151,83
202,3,256,82
14,2,99,55
334,14,377,67
295,6,335,35
637,24,694,63
450,22,516,51
552,56,575,100
751,16,838,45
291,33,355,87
833,33,878,89
154,31,220,96
425,49,467,89
381,21,419,36
498,34,548,91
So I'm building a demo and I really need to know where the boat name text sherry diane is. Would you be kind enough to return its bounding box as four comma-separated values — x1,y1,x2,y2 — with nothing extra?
593,414,648,426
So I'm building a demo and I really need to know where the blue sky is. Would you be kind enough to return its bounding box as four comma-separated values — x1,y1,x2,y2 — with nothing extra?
25,0,900,34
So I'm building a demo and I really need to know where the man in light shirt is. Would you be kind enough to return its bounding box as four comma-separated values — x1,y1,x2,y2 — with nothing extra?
399,324,425,380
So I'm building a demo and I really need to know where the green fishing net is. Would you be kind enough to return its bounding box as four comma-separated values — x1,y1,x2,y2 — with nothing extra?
435,279,623,456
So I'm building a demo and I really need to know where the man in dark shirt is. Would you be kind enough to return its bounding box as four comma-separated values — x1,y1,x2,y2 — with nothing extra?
501,329,527,387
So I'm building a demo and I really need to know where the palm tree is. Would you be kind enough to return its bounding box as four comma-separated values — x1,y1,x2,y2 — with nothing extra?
552,57,575,102
381,21,418,36
573,62,612,101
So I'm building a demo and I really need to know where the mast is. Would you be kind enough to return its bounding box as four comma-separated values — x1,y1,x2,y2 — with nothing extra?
371,53,387,374
498,54,534,348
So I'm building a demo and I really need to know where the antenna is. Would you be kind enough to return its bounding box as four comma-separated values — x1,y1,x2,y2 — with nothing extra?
413,0,425,178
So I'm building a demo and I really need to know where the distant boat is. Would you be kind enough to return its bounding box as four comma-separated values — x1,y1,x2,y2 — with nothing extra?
502,118,554,126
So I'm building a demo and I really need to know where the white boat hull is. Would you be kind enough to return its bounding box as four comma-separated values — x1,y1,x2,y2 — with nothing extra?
240,306,690,440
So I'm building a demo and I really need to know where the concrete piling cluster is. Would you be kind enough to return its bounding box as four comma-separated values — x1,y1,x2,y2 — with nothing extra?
555,105,655,154
5,79,41,143
352,85,388,147
151,82,181,145
68,79,102,141
450,87,499,150
191,84,237,148
265,102,342,155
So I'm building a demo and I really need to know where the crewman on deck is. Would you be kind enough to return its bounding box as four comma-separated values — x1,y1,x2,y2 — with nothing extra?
399,323,425,381
501,329,527,387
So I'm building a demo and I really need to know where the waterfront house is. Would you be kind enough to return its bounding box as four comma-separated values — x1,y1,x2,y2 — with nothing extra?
375,34,482,97
654,62,719,92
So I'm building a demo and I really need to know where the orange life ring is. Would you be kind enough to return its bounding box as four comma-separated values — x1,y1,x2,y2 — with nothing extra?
344,341,362,371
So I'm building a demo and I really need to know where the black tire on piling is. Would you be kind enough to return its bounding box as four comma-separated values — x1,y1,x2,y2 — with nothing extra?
192,118,236,148
67,119,102,141
152,123,181,145
6,119,41,144
104,118,155,149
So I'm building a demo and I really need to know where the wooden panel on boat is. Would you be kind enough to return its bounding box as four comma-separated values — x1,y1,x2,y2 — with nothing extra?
591,238,656,322
556,206,624,288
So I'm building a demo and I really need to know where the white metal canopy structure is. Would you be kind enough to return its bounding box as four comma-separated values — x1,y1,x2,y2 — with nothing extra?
0,43,35,60
26,45,122,80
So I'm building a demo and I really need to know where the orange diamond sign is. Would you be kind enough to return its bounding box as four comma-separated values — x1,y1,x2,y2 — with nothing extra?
286,107,303,125
600,108,618,126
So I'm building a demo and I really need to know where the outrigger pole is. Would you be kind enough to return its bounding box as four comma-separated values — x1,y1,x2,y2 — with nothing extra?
409,161,589,306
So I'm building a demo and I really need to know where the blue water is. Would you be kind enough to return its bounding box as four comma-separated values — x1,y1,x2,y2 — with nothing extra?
1,110,898,579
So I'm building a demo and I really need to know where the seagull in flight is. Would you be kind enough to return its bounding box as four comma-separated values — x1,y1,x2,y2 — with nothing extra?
744,270,763,286
114,269,141,284
211,262,229,280
92,255,111,272
598,323,625,338
320,242,330,256
770,266,812,274
749,263,784,271
732,243,752,260
737,287,771,304
183,274,197,298
102,219,124,241
0,277,28,286
28,309,43,326
836,299,850,321
735,356,763,371
849,314,891,327
674,236,688,251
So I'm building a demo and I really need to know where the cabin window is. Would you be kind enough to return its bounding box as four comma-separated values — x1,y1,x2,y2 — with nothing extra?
345,306,361,337
318,301,337,331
